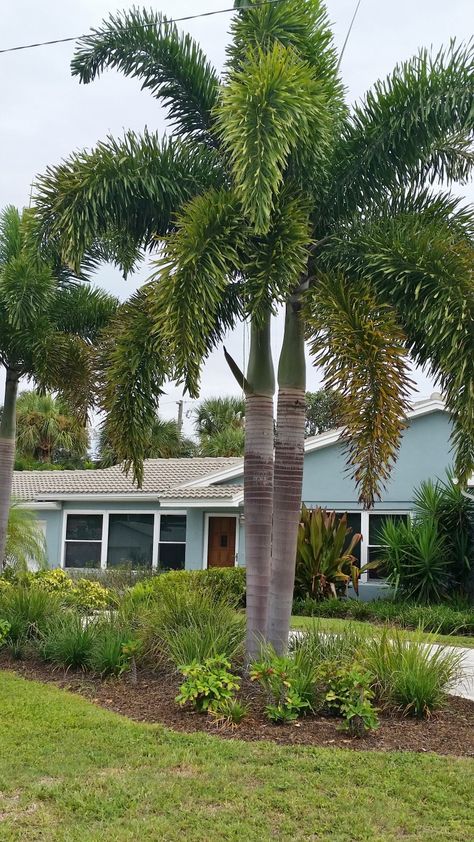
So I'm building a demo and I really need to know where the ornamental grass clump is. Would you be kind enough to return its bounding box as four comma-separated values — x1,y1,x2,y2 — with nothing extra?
0,586,61,642
362,629,463,717
39,612,96,670
88,618,138,677
139,587,245,668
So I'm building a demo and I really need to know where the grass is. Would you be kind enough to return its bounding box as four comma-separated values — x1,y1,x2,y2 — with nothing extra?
290,615,474,649
0,674,472,841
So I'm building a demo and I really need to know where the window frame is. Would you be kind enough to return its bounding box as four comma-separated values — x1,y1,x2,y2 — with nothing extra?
61,509,186,571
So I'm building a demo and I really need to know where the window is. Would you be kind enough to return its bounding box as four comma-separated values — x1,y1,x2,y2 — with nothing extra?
64,514,103,569
63,511,187,571
107,514,154,570
367,513,409,580
158,515,186,570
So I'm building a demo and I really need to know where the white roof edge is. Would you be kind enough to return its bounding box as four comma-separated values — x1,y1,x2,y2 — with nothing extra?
156,497,243,509
32,493,160,503
179,461,244,489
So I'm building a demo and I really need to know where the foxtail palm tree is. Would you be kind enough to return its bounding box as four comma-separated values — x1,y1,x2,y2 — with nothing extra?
0,205,117,566
34,3,474,654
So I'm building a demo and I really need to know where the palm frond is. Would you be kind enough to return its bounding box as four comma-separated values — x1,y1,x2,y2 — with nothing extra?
332,41,474,218
333,210,474,483
216,41,327,233
72,7,219,143
98,287,167,486
34,132,221,272
0,206,22,267
51,284,118,342
305,275,412,507
150,188,246,396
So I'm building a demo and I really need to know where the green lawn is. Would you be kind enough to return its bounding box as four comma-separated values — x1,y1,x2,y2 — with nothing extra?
290,615,474,649
0,672,472,841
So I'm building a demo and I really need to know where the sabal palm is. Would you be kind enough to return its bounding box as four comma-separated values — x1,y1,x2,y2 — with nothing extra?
97,416,191,467
194,396,245,437
34,2,474,654
0,206,117,566
14,390,88,464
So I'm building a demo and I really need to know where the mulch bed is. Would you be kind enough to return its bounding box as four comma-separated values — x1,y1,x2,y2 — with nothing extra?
1,654,473,758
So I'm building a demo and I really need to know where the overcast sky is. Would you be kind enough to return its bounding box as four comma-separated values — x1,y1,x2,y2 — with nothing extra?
1,0,473,433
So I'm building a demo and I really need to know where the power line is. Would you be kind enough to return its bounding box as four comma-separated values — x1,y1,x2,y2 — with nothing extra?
0,0,286,56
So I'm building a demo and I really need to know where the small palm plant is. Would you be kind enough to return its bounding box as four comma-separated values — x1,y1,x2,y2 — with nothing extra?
4,500,47,571
295,506,362,600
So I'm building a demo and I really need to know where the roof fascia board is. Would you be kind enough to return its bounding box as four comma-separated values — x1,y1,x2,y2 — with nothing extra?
179,462,244,489
158,497,243,508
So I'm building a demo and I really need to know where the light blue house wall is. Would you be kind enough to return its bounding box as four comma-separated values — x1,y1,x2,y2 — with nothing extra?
27,406,451,598
302,410,453,509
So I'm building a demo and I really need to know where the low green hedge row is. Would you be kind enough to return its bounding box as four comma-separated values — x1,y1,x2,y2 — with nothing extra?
128,567,247,607
292,596,474,636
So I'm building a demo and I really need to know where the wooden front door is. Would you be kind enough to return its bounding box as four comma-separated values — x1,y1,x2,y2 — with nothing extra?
207,516,237,568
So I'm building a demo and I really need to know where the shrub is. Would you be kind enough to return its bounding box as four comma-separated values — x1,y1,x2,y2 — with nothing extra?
139,587,245,668
0,586,61,642
0,619,11,645
129,567,246,608
320,662,379,736
377,517,449,603
88,619,137,676
250,648,312,723
362,630,463,717
176,656,240,712
295,506,361,599
208,697,249,728
413,474,474,591
39,612,96,670
0,570,113,612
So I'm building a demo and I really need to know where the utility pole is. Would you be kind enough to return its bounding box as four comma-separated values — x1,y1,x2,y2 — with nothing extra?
176,400,184,432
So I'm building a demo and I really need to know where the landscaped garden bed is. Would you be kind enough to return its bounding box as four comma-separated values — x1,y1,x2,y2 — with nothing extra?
1,653,472,758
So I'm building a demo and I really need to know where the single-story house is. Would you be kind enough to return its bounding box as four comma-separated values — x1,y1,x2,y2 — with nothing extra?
13,393,458,599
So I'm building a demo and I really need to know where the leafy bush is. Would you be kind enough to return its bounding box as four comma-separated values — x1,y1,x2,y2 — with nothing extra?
39,612,96,669
362,630,463,717
0,586,61,642
295,506,361,600
413,474,474,591
139,587,245,668
129,567,246,608
0,619,11,645
377,517,449,603
176,656,240,713
320,662,379,735
208,697,250,728
88,619,137,676
250,649,312,723
0,570,112,612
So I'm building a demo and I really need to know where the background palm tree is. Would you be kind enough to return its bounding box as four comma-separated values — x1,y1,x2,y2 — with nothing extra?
12,390,89,465
0,205,117,567
193,396,245,456
96,416,194,467
34,2,474,654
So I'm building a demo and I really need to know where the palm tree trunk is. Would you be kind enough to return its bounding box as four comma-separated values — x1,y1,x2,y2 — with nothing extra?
267,303,306,653
244,315,275,660
0,369,19,570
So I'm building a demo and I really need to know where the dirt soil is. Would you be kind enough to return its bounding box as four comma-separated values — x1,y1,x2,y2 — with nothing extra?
2,655,473,758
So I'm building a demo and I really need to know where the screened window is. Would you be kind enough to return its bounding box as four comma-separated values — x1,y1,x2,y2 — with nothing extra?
107,513,154,569
158,515,186,570
367,513,409,579
64,514,103,569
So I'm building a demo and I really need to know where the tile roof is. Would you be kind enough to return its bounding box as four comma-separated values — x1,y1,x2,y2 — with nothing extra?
12,458,243,501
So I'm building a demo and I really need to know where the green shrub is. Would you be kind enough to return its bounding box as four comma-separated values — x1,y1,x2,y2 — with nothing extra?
176,656,240,713
377,518,449,603
0,570,112,612
0,618,11,645
250,648,312,722
320,662,379,736
39,612,96,670
88,619,137,676
208,697,250,727
295,506,361,600
0,586,61,642
139,587,245,668
129,567,246,608
362,630,463,717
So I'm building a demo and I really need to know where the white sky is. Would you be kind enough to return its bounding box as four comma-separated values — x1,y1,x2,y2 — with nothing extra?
1,0,473,435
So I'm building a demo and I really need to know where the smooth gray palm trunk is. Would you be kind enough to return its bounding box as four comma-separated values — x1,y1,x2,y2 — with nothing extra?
267,303,306,653
0,369,19,569
243,316,275,660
